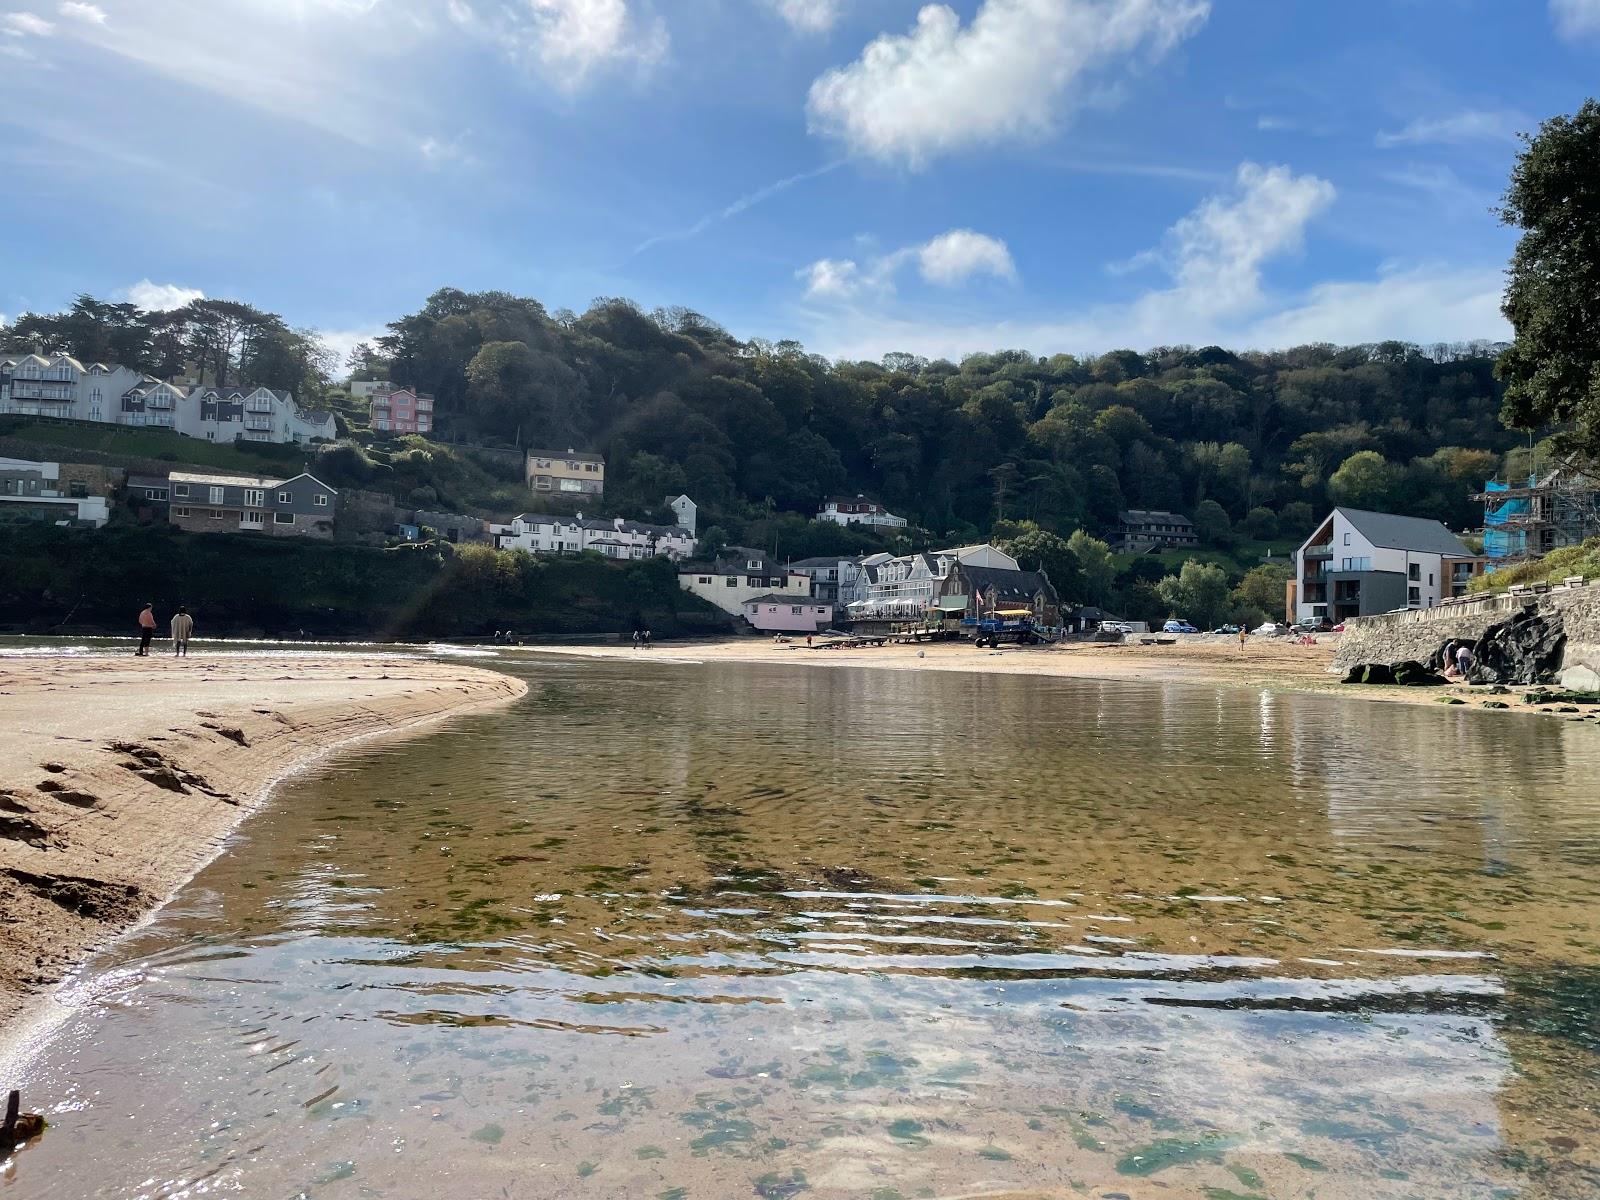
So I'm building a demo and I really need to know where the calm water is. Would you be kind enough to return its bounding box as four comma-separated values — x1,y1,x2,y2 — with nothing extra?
7,654,1600,1199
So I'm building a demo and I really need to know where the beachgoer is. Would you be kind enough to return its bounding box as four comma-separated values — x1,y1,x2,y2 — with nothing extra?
632,629,641,648
170,606,194,657
1441,641,1457,678
1455,643,1474,677
1238,627,1247,653
642,629,652,647
136,602,156,656
807,634,814,648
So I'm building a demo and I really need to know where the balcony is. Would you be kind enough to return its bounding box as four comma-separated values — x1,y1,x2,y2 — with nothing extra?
1302,544,1333,560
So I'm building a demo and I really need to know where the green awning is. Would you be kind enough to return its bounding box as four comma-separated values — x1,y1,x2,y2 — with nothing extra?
935,595,969,612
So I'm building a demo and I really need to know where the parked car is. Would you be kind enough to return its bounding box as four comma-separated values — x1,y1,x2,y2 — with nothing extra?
1163,619,1199,634
1253,622,1286,636
1211,624,1241,635
1098,620,1134,635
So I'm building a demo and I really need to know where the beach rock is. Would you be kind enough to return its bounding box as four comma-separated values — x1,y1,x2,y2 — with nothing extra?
1343,663,1395,685
1561,663,1600,692
1467,610,1566,685
1391,660,1446,686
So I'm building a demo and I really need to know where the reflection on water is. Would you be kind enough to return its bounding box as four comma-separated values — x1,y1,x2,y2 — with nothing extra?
8,658,1600,1199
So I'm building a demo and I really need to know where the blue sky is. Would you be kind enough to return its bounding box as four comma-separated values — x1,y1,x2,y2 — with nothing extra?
2,0,1597,366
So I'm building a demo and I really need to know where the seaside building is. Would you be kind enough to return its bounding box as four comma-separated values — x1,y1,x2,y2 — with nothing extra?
1476,469,1600,568
944,562,1062,627
787,556,856,605
740,594,836,633
0,354,334,445
1116,509,1199,553
844,544,1020,620
1291,507,1486,624
496,509,697,560
526,448,604,497
678,546,812,616
816,494,908,530
166,470,339,539
0,458,115,527
370,387,435,436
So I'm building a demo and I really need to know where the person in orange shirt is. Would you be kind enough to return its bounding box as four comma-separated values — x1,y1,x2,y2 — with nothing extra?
136,602,156,656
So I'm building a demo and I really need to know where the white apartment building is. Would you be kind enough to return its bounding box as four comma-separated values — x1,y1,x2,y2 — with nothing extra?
496,510,697,561
1292,507,1487,625
0,354,334,445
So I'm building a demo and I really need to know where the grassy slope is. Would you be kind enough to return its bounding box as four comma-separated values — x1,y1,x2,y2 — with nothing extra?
0,419,301,474
1469,537,1600,592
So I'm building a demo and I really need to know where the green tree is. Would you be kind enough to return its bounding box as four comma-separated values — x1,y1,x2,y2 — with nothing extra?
1231,562,1292,625
1156,560,1230,628
1328,450,1402,510
1496,100,1600,458
997,524,1083,602
1066,529,1116,606
1192,498,1233,545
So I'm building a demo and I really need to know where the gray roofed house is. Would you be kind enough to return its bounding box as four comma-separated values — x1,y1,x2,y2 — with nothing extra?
1333,507,1473,557
1293,506,1486,624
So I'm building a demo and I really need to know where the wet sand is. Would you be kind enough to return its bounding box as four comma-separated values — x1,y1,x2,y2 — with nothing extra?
532,635,1583,716
0,655,527,1048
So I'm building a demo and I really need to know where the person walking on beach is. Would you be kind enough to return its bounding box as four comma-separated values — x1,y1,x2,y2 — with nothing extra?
632,629,641,649
1455,642,1474,678
136,602,156,656
1238,626,1247,653
170,606,194,657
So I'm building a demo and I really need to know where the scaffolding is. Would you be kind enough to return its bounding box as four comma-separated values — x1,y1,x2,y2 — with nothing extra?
1475,469,1600,567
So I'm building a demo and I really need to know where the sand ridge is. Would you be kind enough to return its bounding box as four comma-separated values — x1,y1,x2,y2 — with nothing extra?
0,654,526,1045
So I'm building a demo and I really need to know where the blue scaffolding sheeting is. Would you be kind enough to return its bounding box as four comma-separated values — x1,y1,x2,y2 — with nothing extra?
1482,477,1533,561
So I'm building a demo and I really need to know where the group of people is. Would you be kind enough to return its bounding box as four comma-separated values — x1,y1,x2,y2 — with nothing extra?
135,603,195,657
1442,639,1475,679
631,629,654,648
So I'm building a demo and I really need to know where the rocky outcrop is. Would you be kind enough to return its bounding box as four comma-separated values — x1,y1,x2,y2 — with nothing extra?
1331,580,1598,688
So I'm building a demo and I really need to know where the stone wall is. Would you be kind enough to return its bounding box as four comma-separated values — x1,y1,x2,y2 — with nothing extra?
1331,580,1600,690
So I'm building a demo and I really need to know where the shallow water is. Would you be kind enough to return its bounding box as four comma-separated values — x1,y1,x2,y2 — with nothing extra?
7,655,1600,1199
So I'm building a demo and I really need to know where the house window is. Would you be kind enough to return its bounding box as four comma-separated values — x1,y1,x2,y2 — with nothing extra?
210,509,224,519
792,606,803,615
174,507,190,517
698,576,711,584
1408,563,1421,582
725,578,737,587
313,493,328,507
145,488,168,502
1408,587,1421,605
274,512,293,524
244,489,264,508
243,511,263,526
1343,532,1350,545
277,491,292,504
173,484,189,499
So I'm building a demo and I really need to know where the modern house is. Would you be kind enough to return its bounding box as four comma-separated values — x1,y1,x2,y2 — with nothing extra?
1292,507,1486,624
1116,509,1199,553
679,546,813,616
0,354,334,445
0,458,114,527
370,387,434,436
166,471,338,539
526,448,604,497
740,594,836,633
816,495,908,530
495,510,697,560
845,544,1020,620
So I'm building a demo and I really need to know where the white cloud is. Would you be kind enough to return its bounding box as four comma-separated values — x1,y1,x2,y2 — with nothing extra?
121,279,203,311
1375,109,1524,148
789,160,1499,362
2,11,55,35
768,0,839,33
508,0,669,88
58,1,106,23
916,229,1016,285
800,228,1018,298
805,0,1210,167
1551,0,1600,40
800,258,865,299
316,326,387,379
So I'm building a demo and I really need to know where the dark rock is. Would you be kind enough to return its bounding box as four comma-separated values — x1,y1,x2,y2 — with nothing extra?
1392,660,1446,686
1482,700,1510,710
1343,663,1395,685
1467,609,1566,685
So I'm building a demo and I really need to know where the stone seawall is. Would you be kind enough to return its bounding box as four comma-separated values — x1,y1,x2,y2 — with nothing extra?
1331,581,1600,689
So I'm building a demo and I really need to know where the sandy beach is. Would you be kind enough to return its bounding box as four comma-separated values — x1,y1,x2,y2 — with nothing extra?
0,654,526,1046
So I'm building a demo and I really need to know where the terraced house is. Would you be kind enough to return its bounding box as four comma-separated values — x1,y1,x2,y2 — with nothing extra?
0,353,334,444
167,471,338,539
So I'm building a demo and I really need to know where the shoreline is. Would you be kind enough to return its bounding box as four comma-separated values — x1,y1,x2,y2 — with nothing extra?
0,654,527,1059
523,635,1592,717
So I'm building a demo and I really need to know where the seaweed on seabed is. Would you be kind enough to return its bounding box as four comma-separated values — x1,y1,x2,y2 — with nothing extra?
1503,966,1600,1056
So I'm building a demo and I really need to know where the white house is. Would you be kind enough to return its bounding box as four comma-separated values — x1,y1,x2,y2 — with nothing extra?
817,494,908,529
1292,507,1487,624
846,544,1020,620
0,354,334,445
679,546,813,616
496,509,697,561
741,594,835,634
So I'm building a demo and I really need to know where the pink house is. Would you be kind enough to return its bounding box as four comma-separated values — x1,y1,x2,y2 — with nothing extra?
371,387,434,435
742,593,834,633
